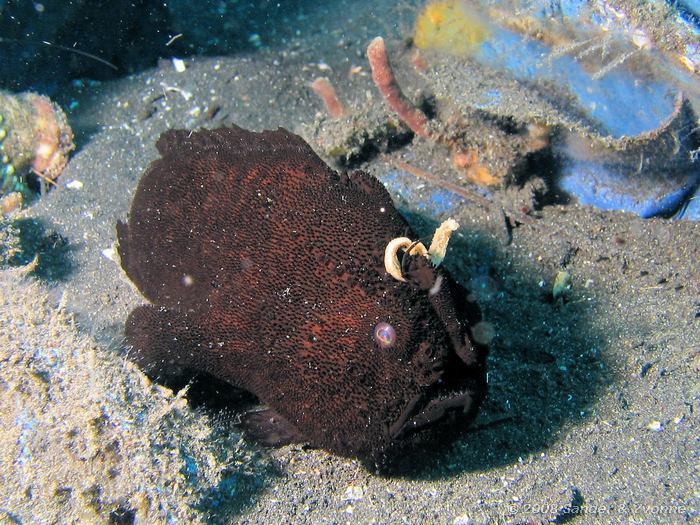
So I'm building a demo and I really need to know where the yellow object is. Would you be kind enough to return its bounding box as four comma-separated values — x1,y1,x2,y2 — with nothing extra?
414,0,490,56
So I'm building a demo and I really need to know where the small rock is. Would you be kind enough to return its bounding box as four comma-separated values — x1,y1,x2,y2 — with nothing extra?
553,270,572,300
172,57,186,73
647,420,664,432
101,248,117,262
453,515,474,525
341,485,364,502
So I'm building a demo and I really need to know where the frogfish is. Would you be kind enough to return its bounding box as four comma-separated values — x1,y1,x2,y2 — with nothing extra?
117,125,488,466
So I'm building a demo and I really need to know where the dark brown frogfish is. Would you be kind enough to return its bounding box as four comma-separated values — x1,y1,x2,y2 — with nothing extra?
117,125,488,466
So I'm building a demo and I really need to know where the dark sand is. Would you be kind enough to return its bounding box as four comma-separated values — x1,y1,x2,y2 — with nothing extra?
3,2,699,523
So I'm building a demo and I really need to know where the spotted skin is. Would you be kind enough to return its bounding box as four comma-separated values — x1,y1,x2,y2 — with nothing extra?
117,125,487,464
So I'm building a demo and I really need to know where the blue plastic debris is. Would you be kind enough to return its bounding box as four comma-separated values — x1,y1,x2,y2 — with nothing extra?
468,0,700,220
558,159,700,218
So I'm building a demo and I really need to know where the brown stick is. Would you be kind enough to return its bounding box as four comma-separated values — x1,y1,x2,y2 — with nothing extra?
391,159,492,209
390,158,535,224
367,37,430,138
310,77,346,118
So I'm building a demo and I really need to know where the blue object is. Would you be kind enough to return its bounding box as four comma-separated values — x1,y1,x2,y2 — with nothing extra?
559,159,700,218
674,185,700,219
468,2,700,220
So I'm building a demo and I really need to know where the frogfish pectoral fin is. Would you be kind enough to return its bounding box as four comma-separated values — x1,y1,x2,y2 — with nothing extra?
125,304,206,378
240,408,308,447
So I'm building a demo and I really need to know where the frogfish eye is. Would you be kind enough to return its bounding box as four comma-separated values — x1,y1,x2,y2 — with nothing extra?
373,321,396,349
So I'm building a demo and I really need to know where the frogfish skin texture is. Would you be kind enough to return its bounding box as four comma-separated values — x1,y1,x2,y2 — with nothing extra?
117,125,488,465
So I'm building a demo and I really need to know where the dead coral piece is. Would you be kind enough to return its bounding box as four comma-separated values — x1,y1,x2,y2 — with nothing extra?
367,37,431,138
310,77,346,118
0,90,75,194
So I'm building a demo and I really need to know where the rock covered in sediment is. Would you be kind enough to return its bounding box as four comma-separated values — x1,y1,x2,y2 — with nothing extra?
0,265,265,524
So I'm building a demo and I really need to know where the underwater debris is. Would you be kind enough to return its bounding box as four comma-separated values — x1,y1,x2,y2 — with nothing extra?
0,90,74,198
308,14,698,219
367,36,550,187
308,36,551,194
487,0,700,78
301,102,414,168
373,28,699,217
558,92,700,218
437,102,553,187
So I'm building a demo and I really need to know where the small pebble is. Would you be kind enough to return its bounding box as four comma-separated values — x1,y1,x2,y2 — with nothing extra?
647,420,664,432
172,57,186,73
101,248,117,262
341,485,364,502
553,270,572,299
